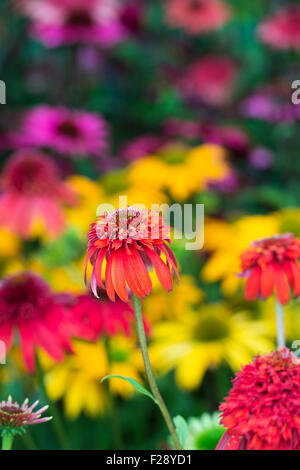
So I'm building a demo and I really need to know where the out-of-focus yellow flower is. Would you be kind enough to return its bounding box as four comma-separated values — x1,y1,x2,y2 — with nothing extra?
66,175,104,233
202,214,279,295
128,143,230,202
0,229,21,258
101,168,167,208
150,304,273,390
144,275,203,322
42,337,144,419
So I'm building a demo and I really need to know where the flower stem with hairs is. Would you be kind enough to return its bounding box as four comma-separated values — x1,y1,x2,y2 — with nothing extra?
132,294,182,450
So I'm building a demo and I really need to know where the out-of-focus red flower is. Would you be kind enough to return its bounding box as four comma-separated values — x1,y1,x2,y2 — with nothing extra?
0,272,88,372
240,233,300,305
18,0,126,48
71,293,150,338
0,149,77,237
258,6,300,50
165,0,231,35
0,396,52,429
12,106,108,159
179,56,237,106
85,207,179,302
217,348,300,450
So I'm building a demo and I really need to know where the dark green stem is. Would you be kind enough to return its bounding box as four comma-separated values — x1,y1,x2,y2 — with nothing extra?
132,294,182,450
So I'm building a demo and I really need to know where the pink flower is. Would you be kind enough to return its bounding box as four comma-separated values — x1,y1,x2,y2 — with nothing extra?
179,56,237,106
165,0,231,35
258,6,300,50
12,106,108,159
0,272,86,372
19,0,126,48
0,396,52,429
0,149,77,237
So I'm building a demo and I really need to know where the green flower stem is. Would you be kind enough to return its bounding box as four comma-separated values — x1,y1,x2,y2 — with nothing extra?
275,297,286,349
2,432,14,450
132,294,182,450
36,357,71,450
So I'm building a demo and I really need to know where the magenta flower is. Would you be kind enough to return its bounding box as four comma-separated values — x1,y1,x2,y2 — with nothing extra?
12,106,108,159
0,149,77,237
0,396,52,430
19,0,126,48
258,6,300,51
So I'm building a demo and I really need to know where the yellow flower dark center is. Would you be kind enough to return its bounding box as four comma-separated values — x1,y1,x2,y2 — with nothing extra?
194,314,229,342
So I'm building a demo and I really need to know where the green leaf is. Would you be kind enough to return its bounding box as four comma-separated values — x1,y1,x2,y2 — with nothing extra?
173,415,188,448
101,375,157,404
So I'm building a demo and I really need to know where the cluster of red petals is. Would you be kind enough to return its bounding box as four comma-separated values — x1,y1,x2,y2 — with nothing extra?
70,293,150,339
85,207,179,302
217,348,300,450
0,149,77,237
240,233,300,305
257,6,300,50
0,272,89,372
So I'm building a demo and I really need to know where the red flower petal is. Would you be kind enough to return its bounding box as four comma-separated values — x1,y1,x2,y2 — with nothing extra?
123,250,146,298
144,246,173,291
111,249,128,303
105,256,115,302
260,263,274,298
274,262,290,305
245,265,261,301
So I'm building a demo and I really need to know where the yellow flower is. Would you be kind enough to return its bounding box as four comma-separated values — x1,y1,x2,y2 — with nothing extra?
66,175,104,234
128,143,230,202
143,275,203,322
42,337,144,419
202,214,279,295
150,304,273,390
260,297,300,344
0,229,21,259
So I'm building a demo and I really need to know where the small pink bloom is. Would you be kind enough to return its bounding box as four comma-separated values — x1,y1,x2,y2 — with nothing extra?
0,396,52,429
179,56,237,106
258,6,300,50
165,0,231,35
12,105,108,159
19,0,126,48
121,135,165,161
0,149,77,237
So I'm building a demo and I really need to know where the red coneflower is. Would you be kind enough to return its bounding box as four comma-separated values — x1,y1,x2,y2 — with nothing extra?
85,207,179,303
0,149,77,237
0,272,85,372
70,293,150,339
240,233,300,306
217,348,300,450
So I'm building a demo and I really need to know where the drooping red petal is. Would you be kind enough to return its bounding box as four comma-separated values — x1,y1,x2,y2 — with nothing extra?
160,243,180,281
260,263,274,298
105,255,115,301
84,247,97,284
274,262,290,305
19,324,36,373
245,265,261,301
94,247,108,289
123,250,146,298
284,260,300,296
143,246,173,291
111,249,128,303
